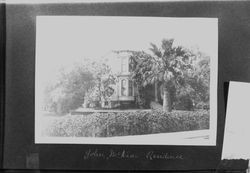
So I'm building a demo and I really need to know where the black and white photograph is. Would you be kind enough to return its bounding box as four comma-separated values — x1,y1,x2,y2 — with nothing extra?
35,16,218,145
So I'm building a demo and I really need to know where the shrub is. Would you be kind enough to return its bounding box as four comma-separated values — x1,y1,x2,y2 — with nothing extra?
196,102,210,110
44,110,209,137
173,94,194,111
150,101,163,110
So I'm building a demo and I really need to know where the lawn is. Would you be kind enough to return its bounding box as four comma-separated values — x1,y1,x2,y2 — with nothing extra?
42,110,209,137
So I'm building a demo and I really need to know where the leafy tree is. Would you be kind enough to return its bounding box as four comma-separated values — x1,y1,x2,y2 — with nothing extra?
84,61,116,107
184,51,210,109
44,64,96,114
129,51,151,108
44,58,117,113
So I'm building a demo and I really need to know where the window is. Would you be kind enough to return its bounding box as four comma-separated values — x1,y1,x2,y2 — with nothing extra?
121,79,127,96
128,57,132,72
121,57,128,73
128,80,133,96
104,101,109,106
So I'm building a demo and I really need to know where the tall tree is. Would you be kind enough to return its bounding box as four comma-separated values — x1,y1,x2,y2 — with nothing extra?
45,64,96,114
185,51,210,108
149,39,194,112
130,39,193,112
44,59,116,113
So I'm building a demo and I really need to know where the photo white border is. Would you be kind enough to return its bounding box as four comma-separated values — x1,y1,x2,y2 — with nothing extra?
35,16,218,146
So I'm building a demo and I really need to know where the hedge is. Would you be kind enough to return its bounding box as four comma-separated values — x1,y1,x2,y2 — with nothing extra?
43,110,209,137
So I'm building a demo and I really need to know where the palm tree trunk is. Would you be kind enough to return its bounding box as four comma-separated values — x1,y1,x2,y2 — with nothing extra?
162,83,172,112
155,81,159,102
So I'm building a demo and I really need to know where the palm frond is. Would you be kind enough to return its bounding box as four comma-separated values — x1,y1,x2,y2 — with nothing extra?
149,43,162,57
162,39,174,49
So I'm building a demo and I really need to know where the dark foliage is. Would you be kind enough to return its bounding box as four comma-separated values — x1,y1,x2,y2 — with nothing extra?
44,110,209,137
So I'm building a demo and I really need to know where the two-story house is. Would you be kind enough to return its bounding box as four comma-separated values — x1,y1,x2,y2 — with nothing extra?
101,52,136,109
100,51,163,109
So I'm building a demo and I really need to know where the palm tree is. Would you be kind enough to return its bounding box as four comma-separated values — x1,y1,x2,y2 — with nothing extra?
116,39,193,112
144,39,193,112
147,39,193,112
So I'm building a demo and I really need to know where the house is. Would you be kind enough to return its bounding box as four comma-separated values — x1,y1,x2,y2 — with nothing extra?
101,52,161,109
101,52,136,109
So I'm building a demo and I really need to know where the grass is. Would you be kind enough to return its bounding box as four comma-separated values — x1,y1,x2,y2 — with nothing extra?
42,110,209,137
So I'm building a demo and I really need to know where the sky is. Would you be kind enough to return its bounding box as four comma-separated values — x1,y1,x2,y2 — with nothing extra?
36,16,218,86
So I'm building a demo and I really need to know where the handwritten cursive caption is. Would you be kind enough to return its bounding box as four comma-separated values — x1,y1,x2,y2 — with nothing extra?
83,149,184,160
